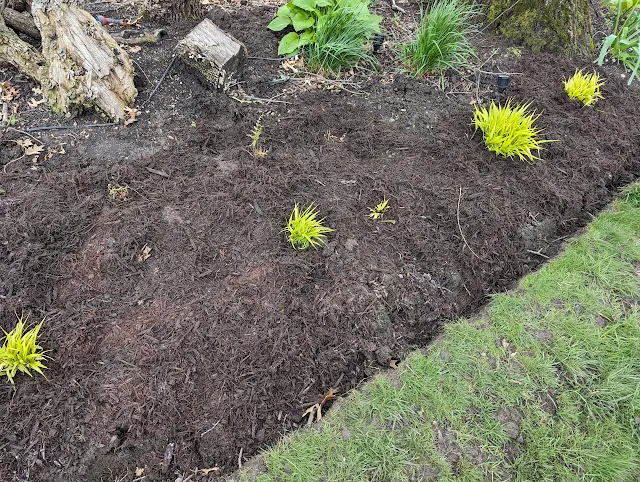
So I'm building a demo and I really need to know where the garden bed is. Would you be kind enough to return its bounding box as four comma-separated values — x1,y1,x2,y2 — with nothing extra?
1,3,639,481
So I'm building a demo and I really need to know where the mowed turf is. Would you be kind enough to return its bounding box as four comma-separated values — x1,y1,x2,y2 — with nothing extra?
238,185,640,482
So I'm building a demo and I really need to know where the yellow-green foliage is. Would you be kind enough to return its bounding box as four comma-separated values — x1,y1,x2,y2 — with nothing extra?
0,315,48,385
248,114,264,150
563,69,604,106
284,203,334,250
369,197,390,220
473,99,552,162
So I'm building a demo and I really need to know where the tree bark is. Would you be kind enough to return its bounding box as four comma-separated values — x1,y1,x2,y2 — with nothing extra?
488,0,594,57
0,0,137,121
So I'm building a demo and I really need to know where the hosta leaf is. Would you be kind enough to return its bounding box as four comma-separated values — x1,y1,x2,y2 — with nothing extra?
292,0,317,11
268,15,292,31
278,31,302,55
315,0,333,7
291,10,315,31
299,30,315,46
277,4,292,16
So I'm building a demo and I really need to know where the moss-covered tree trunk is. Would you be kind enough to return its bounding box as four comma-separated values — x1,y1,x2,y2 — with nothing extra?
488,0,593,57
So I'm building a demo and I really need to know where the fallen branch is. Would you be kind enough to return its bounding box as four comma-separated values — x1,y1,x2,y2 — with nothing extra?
2,7,40,39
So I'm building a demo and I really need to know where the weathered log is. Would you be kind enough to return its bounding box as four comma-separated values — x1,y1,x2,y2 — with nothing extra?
176,19,246,90
0,15,47,82
29,0,137,120
3,7,40,39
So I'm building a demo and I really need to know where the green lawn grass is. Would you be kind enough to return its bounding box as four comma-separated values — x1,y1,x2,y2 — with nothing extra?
237,185,640,482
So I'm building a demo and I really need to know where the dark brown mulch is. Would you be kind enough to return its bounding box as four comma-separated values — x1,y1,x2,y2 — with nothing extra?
1,4,639,481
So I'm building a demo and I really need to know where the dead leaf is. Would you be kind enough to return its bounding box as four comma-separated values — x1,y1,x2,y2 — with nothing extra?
15,138,33,149
134,467,145,477
126,45,142,54
123,107,139,126
25,144,44,156
303,404,320,427
195,467,221,475
1,81,20,101
319,388,337,407
389,359,399,369
32,87,42,95
28,97,47,108
137,244,152,263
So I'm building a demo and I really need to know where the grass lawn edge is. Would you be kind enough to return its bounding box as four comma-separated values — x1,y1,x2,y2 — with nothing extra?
233,184,640,482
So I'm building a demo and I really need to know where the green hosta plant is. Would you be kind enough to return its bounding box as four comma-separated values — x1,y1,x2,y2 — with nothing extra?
284,202,334,249
564,69,605,106
473,99,553,162
0,314,49,385
596,0,640,84
268,0,381,61
268,0,335,55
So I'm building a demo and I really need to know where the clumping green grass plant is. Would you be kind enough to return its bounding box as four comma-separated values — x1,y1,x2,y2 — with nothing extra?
564,69,605,106
284,203,334,249
401,0,478,76
473,99,553,162
0,314,48,385
306,0,381,74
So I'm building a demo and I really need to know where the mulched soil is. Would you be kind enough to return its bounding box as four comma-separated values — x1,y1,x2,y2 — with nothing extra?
1,2,639,481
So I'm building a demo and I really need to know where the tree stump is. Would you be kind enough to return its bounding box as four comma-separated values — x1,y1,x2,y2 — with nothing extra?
31,0,137,120
176,19,246,90
0,0,137,121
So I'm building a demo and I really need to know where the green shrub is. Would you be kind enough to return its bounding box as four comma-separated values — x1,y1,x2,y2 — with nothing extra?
0,314,48,385
596,0,640,84
563,69,605,106
401,0,478,76
306,0,381,74
473,99,553,162
284,203,334,249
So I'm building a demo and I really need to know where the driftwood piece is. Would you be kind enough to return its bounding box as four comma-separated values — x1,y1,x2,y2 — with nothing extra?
29,0,137,120
3,7,40,38
176,19,246,90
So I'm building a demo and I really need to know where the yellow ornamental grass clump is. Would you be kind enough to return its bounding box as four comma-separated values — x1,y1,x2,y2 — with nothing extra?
473,99,553,162
564,69,605,106
0,315,49,385
284,202,334,250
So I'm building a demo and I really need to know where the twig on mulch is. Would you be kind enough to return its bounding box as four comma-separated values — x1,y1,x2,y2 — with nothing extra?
456,186,483,260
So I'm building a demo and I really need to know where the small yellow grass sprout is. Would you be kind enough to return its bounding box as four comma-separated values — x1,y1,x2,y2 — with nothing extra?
284,202,334,250
248,114,269,158
108,183,129,202
563,69,604,106
473,99,554,162
369,197,390,221
0,314,49,385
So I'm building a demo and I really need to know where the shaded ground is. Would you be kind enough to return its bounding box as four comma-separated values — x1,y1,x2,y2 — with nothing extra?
1,3,639,481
